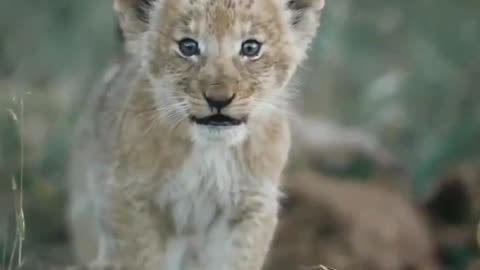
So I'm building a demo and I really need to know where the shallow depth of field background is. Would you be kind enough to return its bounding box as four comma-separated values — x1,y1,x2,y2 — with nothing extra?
0,1,479,269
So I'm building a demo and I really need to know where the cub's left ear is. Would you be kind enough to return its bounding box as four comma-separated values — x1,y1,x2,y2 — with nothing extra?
285,0,325,54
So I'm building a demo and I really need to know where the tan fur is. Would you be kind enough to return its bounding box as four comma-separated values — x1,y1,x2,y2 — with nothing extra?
266,171,439,270
68,0,324,269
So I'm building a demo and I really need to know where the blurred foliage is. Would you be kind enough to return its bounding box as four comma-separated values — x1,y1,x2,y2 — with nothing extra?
0,0,479,269
301,1,480,194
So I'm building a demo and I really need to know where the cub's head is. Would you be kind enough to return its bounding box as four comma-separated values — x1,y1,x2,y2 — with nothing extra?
115,0,325,145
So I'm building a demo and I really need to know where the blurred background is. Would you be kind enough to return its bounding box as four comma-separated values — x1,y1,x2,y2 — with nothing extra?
0,0,479,269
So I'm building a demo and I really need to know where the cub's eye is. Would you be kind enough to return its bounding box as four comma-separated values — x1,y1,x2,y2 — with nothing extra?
178,38,200,57
240,39,262,58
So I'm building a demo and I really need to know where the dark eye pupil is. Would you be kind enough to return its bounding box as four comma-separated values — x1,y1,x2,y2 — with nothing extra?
241,40,261,57
179,38,199,57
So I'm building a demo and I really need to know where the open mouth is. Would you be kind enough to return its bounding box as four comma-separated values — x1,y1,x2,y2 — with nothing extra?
191,114,244,126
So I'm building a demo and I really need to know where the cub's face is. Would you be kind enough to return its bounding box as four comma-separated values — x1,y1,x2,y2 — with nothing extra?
115,0,325,145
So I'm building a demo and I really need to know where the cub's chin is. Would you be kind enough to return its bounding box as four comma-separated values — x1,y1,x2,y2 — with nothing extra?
190,114,248,146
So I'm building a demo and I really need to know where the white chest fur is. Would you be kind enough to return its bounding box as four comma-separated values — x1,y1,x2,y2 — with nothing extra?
155,145,246,270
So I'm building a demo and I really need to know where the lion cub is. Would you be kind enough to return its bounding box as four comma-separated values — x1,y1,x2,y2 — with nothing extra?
68,0,325,269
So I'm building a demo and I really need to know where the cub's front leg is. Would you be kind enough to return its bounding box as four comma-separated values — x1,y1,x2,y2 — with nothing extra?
229,186,280,270
95,189,170,270
227,119,290,270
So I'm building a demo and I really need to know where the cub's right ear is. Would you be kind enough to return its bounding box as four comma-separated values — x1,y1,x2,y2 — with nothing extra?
113,0,157,42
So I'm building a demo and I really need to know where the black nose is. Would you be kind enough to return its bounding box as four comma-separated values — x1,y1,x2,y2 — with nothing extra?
204,93,236,111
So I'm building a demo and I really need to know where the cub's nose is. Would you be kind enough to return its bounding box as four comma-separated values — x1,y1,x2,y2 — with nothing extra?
203,93,236,111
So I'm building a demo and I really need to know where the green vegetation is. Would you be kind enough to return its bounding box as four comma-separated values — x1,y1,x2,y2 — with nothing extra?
0,0,479,269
